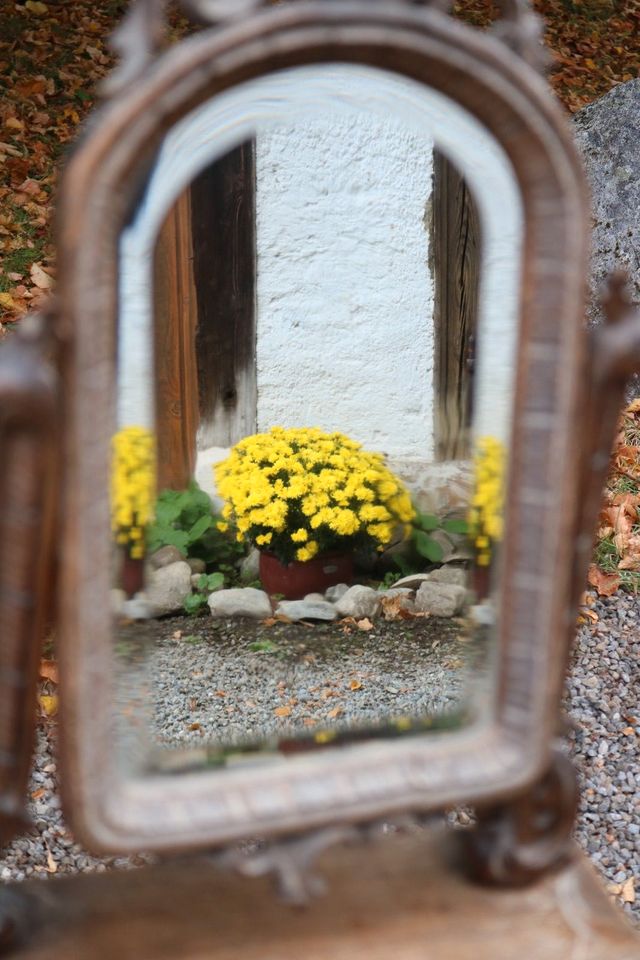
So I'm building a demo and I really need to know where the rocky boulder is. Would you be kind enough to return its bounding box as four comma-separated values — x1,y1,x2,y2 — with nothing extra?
149,545,184,570
414,581,467,618
146,560,192,616
573,80,640,386
335,585,382,620
208,587,272,619
276,599,337,622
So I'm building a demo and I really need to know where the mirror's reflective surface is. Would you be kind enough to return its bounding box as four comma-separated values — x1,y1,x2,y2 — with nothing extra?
110,65,522,773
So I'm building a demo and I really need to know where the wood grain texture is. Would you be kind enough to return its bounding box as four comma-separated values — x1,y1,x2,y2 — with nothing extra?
8,833,639,960
432,150,480,461
154,191,199,490
191,140,257,448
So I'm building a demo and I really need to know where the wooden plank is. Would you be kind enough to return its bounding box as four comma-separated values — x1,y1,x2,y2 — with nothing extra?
432,150,481,461
190,141,257,449
153,190,199,491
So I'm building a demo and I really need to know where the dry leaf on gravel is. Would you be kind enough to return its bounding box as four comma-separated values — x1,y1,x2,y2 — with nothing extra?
622,878,636,904
587,564,620,597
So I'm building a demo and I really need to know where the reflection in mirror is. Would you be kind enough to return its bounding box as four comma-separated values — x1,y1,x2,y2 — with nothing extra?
110,65,522,773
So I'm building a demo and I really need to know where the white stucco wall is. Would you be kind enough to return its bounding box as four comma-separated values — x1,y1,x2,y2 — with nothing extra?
255,114,434,458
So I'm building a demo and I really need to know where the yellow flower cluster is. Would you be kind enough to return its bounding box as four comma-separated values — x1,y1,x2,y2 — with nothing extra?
468,435,505,567
110,426,156,559
215,427,414,564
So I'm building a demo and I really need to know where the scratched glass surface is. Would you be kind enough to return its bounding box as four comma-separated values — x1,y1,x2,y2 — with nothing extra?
109,64,523,774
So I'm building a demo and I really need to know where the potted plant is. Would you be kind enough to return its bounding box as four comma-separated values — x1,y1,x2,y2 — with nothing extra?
215,426,415,598
110,425,156,598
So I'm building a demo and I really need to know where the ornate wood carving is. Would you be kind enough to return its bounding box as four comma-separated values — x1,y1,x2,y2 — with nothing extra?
461,747,578,886
101,0,549,98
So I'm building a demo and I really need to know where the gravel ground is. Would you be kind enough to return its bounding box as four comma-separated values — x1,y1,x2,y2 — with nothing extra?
564,589,639,925
113,613,478,767
0,592,637,927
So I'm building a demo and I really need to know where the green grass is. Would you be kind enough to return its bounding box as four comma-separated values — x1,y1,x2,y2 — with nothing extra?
593,535,640,593
611,474,639,495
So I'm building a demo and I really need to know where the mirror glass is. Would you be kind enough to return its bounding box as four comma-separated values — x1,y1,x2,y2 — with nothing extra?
110,64,523,773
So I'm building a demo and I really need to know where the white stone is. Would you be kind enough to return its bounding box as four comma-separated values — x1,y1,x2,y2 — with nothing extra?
149,545,184,569
325,583,350,603
335,585,382,620
427,566,468,587
276,599,337,621
303,593,326,603
239,548,261,583
145,561,193,616
207,587,272,619
391,574,433,591
382,587,414,598
415,582,467,618
120,595,156,620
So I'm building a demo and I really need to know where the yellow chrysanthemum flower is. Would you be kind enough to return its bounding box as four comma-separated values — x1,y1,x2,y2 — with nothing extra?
468,435,505,567
110,426,156,558
214,426,415,564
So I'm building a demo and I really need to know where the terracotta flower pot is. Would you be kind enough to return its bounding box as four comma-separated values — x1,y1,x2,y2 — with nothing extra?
121,552,145,599
259,550,353,600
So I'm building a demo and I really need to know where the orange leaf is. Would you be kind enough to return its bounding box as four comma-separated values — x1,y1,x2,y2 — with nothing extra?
327,706,344,719
274,706,292,718
349,679,362,691
587,564,620,597
356,617,374,631
39,659,58,684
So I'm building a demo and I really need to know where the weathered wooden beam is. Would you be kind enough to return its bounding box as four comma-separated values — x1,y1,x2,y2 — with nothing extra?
432,150,481,461
153,190,199,490
191,141,257,449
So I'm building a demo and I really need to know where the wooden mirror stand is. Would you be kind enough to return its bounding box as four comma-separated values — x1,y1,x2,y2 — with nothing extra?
0,2,639,957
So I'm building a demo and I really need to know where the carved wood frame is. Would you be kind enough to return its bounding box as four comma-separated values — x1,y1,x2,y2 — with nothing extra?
55,1,590,854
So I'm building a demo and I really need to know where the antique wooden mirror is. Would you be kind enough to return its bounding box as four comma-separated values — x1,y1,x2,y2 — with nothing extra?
1,0,639,957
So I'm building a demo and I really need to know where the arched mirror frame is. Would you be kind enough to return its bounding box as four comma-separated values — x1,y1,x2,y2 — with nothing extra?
55,2,589,853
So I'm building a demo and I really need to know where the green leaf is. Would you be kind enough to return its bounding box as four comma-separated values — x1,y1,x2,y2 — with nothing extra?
187,514,213,544
154,499,183,526
441,518,469,535
415,513,440,532
183,593,207,615
206,572,225,592
414,530,444,563
147,525,189,554
392,554,414,576
196,573,209,591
